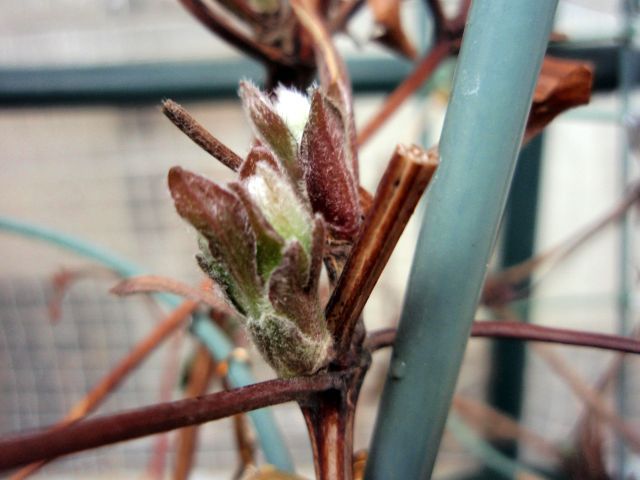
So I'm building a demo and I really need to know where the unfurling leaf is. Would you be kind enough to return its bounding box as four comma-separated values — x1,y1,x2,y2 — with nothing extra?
244,162,314,253
168,167,262,316
239,81,302,184
268,217,325,336
301,90,361,240
229,181,285,282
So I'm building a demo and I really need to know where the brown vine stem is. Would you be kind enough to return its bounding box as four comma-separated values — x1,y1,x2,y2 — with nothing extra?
11,298,200,480
354,0,472,148
300,145,436,480
111,274,226,311
366,321,640,452
358,50,591,150
298,363,368,480
497,307,640,455
365,321,640,354
173,344,215,480
178,0,287,65
162,100,244,171
0,374,342,472
327,144,438,356
356,41,452,147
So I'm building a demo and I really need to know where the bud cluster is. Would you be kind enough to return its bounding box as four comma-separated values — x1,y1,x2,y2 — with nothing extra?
169,82,361,377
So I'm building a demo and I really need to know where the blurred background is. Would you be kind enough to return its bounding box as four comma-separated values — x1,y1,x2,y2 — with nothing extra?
1,0,639,478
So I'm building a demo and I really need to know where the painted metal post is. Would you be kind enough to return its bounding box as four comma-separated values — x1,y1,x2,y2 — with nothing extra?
615,0,637,474
487,134,544,463
365,2,558,479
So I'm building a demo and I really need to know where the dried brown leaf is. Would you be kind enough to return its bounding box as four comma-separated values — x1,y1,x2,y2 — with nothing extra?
368,0,417,59
110,275,224,311
48,266,120,323
524,56,593,143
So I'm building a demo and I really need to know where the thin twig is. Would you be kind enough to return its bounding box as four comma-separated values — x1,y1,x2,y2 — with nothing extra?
448,0,471,37
327,145,438,355
173,344,215,480
491,181,640,290
0,374,342,472
328,0,365,32
425,0,447,38
571,323,640,437
146,328,185,479
162,100,244,171
365,321,640,355
533,344,640,453
356,41,451,147
10,299,199,480
452,395,562,462
111,275,225,311
366,320,640,454
48,266,120,322
178,0,287,65
498,308,640,455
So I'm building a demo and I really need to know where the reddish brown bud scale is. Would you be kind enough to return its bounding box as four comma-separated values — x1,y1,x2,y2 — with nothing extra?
300,90,361,241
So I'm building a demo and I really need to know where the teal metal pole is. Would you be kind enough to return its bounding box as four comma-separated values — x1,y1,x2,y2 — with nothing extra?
0,216,294,472
365,2,558,479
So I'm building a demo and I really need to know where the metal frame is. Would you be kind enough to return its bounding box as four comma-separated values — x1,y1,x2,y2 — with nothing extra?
0,47,634,107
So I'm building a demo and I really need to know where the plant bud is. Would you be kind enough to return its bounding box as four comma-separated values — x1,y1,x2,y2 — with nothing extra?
168,167,262,317
169,162,332,377
300,89,361,240
239,81,302,185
